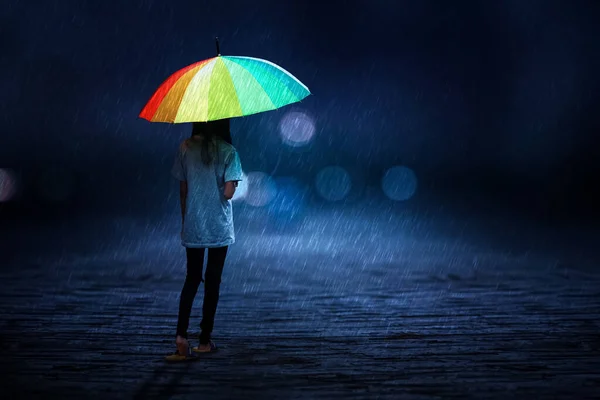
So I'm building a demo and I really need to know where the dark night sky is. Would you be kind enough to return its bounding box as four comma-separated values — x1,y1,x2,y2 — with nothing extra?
1,0,600,223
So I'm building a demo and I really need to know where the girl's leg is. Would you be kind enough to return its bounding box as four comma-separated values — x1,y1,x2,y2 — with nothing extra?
199,245,228,345
175,247,206,344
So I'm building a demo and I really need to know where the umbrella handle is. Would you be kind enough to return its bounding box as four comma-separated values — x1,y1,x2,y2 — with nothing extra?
215,37,221,56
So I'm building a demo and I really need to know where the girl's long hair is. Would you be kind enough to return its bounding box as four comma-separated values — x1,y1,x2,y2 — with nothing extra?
188,119,232,166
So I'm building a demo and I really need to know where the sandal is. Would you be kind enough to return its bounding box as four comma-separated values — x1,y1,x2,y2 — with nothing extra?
192,340,218,353
165,337,199,362
165,346,199,362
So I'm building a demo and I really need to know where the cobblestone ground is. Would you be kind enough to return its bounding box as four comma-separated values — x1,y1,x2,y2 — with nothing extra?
1,208,599,399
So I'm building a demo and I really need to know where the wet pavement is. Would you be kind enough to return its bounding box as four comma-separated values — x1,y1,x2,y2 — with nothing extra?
1,207,599,399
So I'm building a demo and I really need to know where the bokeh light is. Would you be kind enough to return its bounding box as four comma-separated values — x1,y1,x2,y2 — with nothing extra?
315,166,352,202
243,171,278,207
278,111,316,147
381,165,418,201
37,166,76,203
0,169,18,202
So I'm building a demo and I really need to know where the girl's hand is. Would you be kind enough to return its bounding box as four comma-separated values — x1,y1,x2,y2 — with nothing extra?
224,181,237,200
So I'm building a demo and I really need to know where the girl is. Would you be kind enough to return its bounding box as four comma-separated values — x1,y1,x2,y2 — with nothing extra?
166,119,243,361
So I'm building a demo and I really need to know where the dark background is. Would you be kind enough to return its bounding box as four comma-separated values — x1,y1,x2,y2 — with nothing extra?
1,0,599,227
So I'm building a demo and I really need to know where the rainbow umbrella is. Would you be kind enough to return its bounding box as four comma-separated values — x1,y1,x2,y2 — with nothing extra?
140,39,311,123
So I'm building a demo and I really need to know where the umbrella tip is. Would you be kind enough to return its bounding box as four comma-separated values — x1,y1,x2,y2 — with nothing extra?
215,37,221,56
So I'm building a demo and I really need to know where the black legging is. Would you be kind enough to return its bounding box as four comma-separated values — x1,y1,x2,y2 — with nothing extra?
176,246,228,344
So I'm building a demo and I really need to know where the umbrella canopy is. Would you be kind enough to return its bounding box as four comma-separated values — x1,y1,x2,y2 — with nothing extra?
139,55,311,123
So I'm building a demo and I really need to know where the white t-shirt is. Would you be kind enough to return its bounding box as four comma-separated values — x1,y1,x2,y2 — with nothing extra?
171,137,244,248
